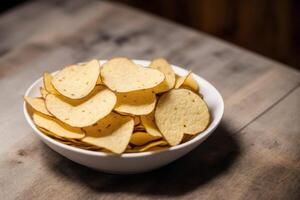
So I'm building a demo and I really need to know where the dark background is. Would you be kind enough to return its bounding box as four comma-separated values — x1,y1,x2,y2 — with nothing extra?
2,0,300,70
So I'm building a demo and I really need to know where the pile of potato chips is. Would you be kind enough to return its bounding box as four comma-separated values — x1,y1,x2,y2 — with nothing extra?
24,57,210,154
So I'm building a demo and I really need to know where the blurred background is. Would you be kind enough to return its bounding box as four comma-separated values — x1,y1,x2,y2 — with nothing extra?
2,0,299,70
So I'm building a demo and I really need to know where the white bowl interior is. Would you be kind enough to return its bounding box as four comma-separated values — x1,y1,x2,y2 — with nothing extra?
23,60,224,158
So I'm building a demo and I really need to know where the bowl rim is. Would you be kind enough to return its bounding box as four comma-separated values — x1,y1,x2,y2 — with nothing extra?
23,59,224,158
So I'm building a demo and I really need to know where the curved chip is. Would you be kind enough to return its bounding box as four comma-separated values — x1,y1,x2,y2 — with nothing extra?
174,71,191,89
82,112,134,154
45,86,116,127
130,132,160,146
43,72,59,95
40,87,49,99
52,59,100,99
155,88,210,146
101,57,165,92
24,96,52,116
114,90,156,115
150,58,175,93
37,126,70,141
140,112,162,137
181,72,199,92
33,113,84,139
126,140,168,153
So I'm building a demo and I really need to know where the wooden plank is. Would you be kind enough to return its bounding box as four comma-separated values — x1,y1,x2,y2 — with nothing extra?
0,0,299,199
1,88,299,200
189,87,300,200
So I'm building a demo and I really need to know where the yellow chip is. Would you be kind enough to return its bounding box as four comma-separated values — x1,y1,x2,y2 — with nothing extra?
150,58,175,93
37,127,74,144
33,113,84,139
181,72,199,92
130,132,160,146
37,127,65,140
126,140,168,152
174,71,191,89
40,87,49,99
82,112,134,154
101,57,165,92
45,86,116,127
24,96,52,116
43,72,59,94
52,59,100,99
155,88,210,146
114,90,156,115
140,112,162,137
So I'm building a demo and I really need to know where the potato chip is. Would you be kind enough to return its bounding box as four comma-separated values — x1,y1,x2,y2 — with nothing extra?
24,96,52,116
52,59,100,99
140,112,162,137
37,127,73,143
45,86,116,127
150,58,175,93
101,57,165,92
174,71,191,89
130,132,160,146
155,88,210,146
82,112,134,154
43,72,59,94
37,127,65,140
181,72,199,92
40,87,49,99
33,113,84,139
126,140,168,152
114,90,156,115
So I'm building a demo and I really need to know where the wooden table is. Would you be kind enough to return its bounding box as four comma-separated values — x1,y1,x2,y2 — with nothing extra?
0,0,299,199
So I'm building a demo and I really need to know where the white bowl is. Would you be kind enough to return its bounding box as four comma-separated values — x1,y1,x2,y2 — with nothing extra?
23,60,224,174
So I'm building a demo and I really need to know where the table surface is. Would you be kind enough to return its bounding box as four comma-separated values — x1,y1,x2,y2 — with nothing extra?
0,0,300,199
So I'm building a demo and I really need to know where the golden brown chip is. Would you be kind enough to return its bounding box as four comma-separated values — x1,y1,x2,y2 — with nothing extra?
174,71,191,89
43,72,59,95
114,90,156,115
45,86,116,127
101,57,165,92
130,132,160,146
52,60,100,99
37,126,69,142
33,113,85,139
126,140,168,152
40,87,49,99
181,72,199,92
24,96,52,116
140,112,162,137
82,112,134,154
155,88,210,146
150,58,175,93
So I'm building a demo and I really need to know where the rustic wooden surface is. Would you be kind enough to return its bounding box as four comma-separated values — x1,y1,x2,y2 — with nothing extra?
0,0,299,199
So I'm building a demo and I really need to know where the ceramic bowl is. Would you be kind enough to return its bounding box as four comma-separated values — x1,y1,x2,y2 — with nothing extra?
23,60,224,174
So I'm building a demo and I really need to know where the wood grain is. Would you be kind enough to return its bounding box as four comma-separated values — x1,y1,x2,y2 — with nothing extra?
0,0,299,199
